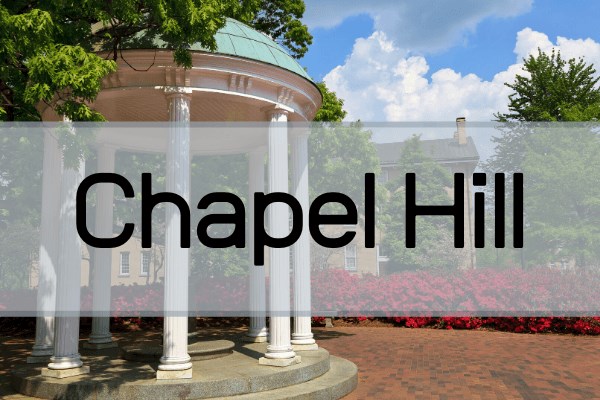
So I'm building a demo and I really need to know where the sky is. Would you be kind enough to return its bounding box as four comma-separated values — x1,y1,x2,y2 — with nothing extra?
299,0,600,121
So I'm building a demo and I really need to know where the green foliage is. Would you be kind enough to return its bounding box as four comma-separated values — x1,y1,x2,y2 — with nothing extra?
25,45,117,121
0,2,117,121
238,0,312,59
520,126,600,267
190,154,249,278
309,82,378,210
496,49,600,122
314,82,346,123
0,6,55,120
0,221,37,289
0,0,312,121
0,133,43,227
305,79,378,234
308,121,380,209
489,50,600,268
90,0,234,67
0,131,43,289
484,123,600,268
111,151,249,278
379,135,463,271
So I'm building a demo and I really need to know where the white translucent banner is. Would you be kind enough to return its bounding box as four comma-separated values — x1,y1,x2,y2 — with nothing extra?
1,122,599,316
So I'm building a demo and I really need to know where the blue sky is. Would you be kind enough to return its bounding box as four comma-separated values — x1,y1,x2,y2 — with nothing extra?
299,1,600,121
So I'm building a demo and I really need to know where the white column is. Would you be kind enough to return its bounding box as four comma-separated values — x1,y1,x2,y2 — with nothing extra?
85,146,117,349
245,147,268,342
43,129,89,377
158,87,193,379
291,131,317,350
259,106,299,367
28,130,60,363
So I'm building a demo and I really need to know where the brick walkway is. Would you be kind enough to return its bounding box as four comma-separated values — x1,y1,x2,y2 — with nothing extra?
314,327,600,400
1,327,599,399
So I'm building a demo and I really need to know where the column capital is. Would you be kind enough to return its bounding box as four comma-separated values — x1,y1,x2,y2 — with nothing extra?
164,86,193,100
262,104,294,119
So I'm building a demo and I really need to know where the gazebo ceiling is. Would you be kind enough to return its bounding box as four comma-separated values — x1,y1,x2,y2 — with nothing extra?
91,88,284,122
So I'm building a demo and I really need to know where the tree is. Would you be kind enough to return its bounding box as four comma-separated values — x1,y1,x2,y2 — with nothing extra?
488,50,600,268
189,154,249,278
379,136,463,271
313,82,346,123
239,0,312,59
495,49,600,122
0,131,43,288
0,1,312,122
0,1,314,284
307,83,382,270
309,83,379,204
520,126,600,268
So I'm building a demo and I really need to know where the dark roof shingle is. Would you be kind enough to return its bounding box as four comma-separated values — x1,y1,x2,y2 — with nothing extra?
376,137,479,165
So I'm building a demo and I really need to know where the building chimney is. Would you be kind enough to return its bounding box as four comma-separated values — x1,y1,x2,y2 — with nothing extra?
456,117,467,145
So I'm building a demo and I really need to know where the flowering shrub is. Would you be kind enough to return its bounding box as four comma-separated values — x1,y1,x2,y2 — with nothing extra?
382,316,600,334
2,267,600,335
311,268,600,316
311,268,600,335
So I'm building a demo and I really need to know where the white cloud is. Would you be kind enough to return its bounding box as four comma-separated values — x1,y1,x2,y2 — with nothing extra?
515,28,600,68
324,28,600,122
514,28,553,60
304,0,532,53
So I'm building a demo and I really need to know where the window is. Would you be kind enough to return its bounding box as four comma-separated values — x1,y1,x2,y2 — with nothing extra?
344,244,357,271
119,252,130,276
140,251,151,276
378,169,389,184
376,244,389,277
377,244,389,260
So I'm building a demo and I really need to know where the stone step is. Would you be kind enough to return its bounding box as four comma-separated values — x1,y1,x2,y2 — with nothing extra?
211,356,357,400
121,340,235,362
12,344,345,399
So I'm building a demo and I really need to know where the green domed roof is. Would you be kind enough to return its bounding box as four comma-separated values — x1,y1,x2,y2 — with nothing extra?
206,19,311,80
121,18,312,81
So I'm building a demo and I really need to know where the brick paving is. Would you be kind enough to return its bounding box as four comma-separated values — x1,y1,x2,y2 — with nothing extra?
314,327,600,400
1,326,599,399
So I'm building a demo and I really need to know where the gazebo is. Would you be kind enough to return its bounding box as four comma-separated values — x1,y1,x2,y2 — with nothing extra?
14,18,357,399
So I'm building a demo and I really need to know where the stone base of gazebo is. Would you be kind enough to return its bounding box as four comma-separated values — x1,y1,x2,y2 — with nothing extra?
242,335,268,343
83,341,119,350
121,340,235,362
11,343,357,399
40,366,90,379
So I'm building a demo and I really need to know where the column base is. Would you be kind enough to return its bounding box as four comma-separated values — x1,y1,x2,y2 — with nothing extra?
243,334,268,343
156,367,192,380
291,334,315,344
27,355,51,364
48,355,83,370
158,358,193,372
259,355,301,367
28,347,53,364
292,343,319,351
83,341,118,350
41,366,89,379
87,332,114,342
291,334,317,350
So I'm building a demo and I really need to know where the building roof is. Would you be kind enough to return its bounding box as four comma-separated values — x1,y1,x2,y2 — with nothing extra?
119,18,312,81
376,137,480,166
